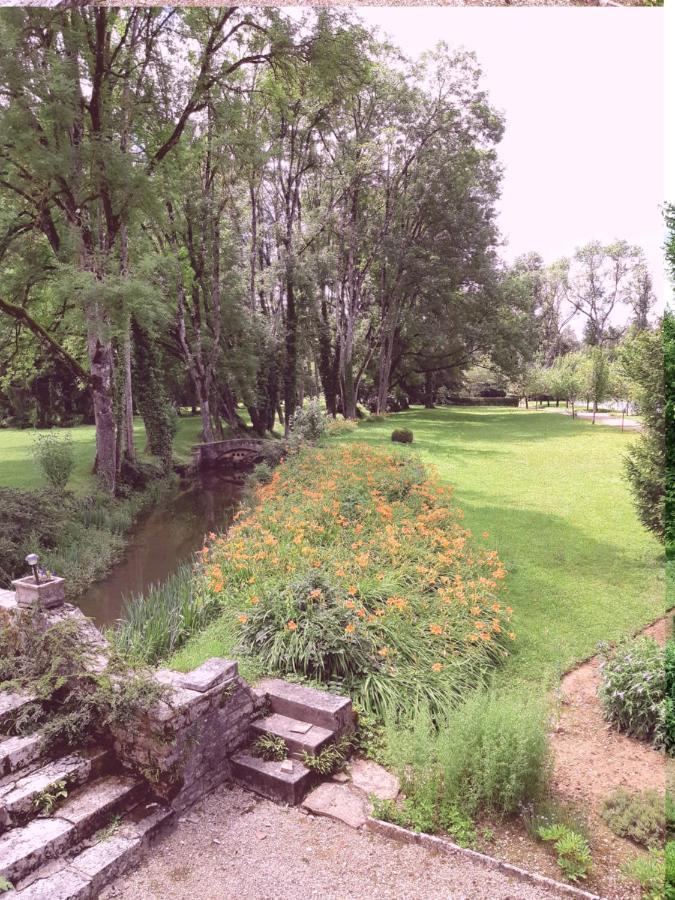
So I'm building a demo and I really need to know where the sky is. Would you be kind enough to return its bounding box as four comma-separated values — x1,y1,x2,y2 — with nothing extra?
356,8,665,307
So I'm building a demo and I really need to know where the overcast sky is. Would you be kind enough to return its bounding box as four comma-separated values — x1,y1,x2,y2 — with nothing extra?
356,8,664,306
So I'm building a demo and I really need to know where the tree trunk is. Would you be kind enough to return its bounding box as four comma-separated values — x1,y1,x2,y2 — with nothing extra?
283,268,298,435
86,305,117,494
424,372,435,409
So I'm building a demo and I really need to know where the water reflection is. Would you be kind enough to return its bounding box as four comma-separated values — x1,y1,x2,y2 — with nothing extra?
78,473,243,627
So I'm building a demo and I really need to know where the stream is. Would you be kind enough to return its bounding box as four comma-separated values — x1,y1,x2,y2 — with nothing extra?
77,474,243,627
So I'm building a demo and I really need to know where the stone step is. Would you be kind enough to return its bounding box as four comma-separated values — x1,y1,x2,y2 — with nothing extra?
257,679,355,733
0,694,36,735
8,800,173,899
0,771,136,885
0,749,109,833
231,752,316,805
0,735,45,779
250,713,334,758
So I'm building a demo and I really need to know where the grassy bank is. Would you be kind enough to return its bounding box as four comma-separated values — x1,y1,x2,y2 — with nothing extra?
337,407,663,683
0,417,204,494
170,406,663,687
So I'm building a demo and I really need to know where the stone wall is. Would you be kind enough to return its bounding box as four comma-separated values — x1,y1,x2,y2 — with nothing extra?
112,660,263,811
1,586,262,813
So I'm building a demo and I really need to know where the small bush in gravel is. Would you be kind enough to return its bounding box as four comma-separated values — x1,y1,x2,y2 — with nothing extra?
621,847,667,900
601,788,665,848
537,823,592,883
597,637,665,748
391,428,413,444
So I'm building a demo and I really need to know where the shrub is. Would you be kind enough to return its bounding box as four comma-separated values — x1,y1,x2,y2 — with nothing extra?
371,796,477,847
391,428,413,444
289,399,327,443
301,733,352,775
325,416,358,437
30,431,75,490
205,443,514,720
597,637,665,748
384,688,551,821
537,823,592,882
666,639,675,755
601,788,665,848
0,487,69,585
249,461,273,487
0,609,166,753
622,848,667,900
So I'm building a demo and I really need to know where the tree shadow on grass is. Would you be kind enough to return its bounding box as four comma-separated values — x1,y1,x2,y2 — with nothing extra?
453,496,663,681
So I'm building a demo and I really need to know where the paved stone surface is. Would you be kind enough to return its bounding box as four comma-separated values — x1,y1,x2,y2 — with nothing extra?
302,782,369,829
12,866,89,899
251,713,334,756
0,734,44,777
0,692,36,731
109,783,564,900
259,679,354,731
347,759,399,801
0,815,73,882
180,659,237,693
55,775,141,834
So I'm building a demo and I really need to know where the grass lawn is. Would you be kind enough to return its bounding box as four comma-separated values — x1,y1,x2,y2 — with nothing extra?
333,407,663,684
0,417,204,494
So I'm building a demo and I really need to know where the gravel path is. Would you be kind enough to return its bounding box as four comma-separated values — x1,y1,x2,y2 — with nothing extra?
107,784,566,900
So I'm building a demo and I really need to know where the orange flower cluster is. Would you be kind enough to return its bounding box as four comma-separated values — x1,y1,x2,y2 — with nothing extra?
201,443,515,686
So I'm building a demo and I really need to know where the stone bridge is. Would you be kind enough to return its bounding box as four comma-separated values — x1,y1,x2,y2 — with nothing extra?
190,438,268,471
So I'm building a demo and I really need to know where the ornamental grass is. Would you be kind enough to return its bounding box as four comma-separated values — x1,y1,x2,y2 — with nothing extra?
200,443,515,720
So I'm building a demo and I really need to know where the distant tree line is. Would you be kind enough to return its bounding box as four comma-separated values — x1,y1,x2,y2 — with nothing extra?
0,8,658,495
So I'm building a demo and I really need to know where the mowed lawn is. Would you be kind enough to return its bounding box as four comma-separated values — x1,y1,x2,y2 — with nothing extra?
0,417,204,494
337,407,664,684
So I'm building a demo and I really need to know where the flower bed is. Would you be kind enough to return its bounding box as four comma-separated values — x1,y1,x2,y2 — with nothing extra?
199,443,514,719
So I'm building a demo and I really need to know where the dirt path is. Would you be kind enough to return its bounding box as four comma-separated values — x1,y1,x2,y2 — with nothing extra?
109,784,565,900
551,617,667,810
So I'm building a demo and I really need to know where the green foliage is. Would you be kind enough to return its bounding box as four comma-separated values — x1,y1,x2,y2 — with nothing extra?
666,640,675,755
665,313,675,558
384,688,551,821
30,431,75,490
251,733,287,761
34,779,68,815
0,609,166,754
237,571,375,685
301,733,353,775
0,486,69,585
600,788,665,848
371,796,477,847
391,428,413,444
621,325,665,541
597,637,665,748
290,399,327,443
111,564,217,665
622,848,668,900
536,823,592,882
0,877,13,893
131,319,177,471
248,461,273,487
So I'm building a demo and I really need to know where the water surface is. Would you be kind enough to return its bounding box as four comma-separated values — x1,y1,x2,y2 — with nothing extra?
78,474,242,626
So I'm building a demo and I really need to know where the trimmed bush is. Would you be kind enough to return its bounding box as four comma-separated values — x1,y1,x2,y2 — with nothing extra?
391,428,413,444
597,637,665,748
199,443,515,719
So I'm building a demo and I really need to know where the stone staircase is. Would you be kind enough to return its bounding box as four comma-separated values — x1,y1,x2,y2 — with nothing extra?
0,691,172,899
231,678,355,806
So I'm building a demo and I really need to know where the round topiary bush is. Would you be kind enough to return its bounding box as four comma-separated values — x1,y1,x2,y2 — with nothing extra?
391,428,413,444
